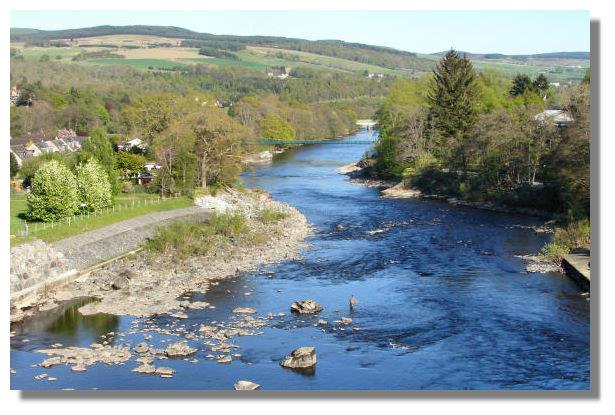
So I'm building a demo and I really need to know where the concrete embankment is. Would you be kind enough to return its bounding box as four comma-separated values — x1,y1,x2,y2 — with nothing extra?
10,189,312,322
561,249,591,290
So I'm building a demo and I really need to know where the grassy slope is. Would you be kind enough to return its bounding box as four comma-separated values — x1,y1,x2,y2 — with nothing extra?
10,193,194,245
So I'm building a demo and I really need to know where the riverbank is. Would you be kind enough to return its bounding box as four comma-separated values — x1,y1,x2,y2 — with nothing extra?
338,161,555,221
10,188,312,323
338,161,563,275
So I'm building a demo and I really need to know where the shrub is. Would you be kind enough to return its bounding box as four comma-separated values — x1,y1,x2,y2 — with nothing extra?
258,207,288,224
144,212,251,258
27,160,79,222
540,219,590,262
75,158,113,212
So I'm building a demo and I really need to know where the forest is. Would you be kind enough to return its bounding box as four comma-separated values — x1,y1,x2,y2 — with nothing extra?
369,50,590,257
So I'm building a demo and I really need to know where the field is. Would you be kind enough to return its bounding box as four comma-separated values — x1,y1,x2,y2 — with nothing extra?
245,46,408,75
10,192,194,245
418,53,589,81
11,33,589,81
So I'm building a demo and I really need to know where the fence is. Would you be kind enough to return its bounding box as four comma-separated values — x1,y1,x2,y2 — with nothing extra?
18,194,182,237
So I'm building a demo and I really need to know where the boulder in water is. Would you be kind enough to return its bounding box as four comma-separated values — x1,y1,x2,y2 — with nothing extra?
234,380,261,390
280,346,317,369
290,300,322,314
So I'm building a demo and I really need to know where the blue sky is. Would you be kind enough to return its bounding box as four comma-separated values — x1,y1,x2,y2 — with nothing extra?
10,10,590,55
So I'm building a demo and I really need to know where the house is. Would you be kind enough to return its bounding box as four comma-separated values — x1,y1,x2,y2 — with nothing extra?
117,137,147,152
144,162,162,172
534,107,574,126
10,141,42,166
9,131,88,165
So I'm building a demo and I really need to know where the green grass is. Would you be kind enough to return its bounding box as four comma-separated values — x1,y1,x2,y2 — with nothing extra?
10,192,193,245
143,212,260,259
258,207,288,224
85,58,189,70
183,57,269,70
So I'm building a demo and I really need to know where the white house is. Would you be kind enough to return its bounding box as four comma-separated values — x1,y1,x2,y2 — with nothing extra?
534,109,574,126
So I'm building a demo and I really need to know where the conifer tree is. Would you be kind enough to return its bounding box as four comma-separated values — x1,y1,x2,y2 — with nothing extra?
427,49,479,172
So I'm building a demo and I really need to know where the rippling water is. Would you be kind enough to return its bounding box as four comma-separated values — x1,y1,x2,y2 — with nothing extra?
10,129,590,390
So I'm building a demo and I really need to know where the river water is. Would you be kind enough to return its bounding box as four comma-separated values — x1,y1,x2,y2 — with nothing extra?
10,129,590,390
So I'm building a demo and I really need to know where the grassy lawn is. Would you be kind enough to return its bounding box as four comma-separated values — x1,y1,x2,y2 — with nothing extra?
10,193,194,245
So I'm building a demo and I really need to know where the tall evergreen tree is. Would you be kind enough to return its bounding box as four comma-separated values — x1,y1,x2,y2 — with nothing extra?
510,74,533,96
427,49,479,172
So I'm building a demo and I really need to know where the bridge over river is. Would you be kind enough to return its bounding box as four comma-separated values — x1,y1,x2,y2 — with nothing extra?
257,119,377,145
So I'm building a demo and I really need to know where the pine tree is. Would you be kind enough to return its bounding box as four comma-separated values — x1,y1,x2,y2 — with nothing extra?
427,49,479,172
510,74,533,96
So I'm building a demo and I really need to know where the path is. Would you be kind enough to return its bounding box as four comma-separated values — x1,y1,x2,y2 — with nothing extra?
53,206,208,271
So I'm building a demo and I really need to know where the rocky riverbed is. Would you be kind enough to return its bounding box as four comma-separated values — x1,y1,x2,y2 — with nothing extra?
10,189,312,323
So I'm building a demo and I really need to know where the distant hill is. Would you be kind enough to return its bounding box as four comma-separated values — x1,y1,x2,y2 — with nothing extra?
10,25,432,72
431,50,590,61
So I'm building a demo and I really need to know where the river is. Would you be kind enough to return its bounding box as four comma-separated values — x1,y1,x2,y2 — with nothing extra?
10,129,590,390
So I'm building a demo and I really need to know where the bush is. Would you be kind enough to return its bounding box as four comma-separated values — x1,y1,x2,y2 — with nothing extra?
27,160,79,222
258,207,288,224
144,212,251,258
540,219,590,262
75,158,113,212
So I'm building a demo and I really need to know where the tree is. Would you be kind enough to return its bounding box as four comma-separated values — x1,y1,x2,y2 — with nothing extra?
75,158,113,212
116,151,146,178
10,152,20,179
510,74,533,96
27,160,79,222
427,49,479,172
191,108,254,189
81,128,119,193
259,114,296,141
532,74,549,95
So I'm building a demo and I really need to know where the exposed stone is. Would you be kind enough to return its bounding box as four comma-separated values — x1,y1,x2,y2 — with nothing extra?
170,311,188,319
155,367,175,376
39,357,63,368
290,300,323,314
134,342,149,354
233,307,256,314
164,341,197,358
340,317,352,325
234,380,261,390
217,356,232,364
111,275,129,290
280,346,317,369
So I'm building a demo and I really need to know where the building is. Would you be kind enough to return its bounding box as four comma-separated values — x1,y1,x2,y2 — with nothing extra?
116,137,147,152
9,132,87,166
534,106,575,127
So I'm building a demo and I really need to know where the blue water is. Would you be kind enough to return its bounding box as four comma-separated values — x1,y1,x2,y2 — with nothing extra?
10,129,590,390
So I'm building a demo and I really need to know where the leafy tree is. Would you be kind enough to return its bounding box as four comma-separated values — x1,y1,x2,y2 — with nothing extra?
75,158,113,212
191,108,254,188
81,128,119,193
116,151,146,177
27,160,79,221
10,152,20,178
259,114,296,141
510,74,533,96
427,49,479,172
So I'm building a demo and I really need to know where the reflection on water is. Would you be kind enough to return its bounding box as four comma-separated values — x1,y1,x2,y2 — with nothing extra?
11,297,120,349
46,299,120,340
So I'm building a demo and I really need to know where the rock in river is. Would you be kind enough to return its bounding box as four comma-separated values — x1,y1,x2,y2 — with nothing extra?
164,341,197,358
232,307,256,314
280,346,317,369
134,342,149,354
234,380,261,390
290,300,323,314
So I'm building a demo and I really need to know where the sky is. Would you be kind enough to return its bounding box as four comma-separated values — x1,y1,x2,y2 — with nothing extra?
10,10,590,55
